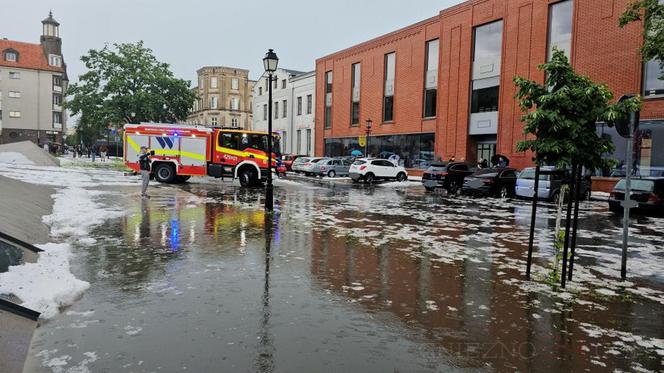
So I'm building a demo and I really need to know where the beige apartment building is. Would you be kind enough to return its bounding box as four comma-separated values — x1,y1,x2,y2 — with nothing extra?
0,12,68,146
187,66,254,129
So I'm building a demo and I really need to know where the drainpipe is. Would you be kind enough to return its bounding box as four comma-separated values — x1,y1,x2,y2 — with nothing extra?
290,80,295,154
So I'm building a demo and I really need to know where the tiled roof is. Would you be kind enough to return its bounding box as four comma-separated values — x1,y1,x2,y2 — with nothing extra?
0,39,64,73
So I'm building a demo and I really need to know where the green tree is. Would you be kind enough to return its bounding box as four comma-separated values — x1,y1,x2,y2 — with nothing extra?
66,41,196,139
514,49,641,170
620,0,664,79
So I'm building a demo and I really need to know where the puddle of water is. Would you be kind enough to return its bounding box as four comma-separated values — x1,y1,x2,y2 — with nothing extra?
23,181,664,372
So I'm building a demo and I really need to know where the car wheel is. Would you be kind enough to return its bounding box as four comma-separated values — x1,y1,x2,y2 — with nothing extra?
552,190,561,204
238,168,258,188
327,170,336,178
448,180,460,194
396,172,407,182
154,163,176,183
364,173,375,184
499,186,509,199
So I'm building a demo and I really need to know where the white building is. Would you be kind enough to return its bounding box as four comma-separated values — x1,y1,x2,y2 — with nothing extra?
252,69,315,156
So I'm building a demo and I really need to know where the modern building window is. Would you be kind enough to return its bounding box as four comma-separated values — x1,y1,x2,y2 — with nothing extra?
423,39,439,118
53,112,62,124
210,77,218,88
548,0,573,60
263,104,268,120
471,85,499,113
351,63,361,126
325,71,333,129
231,118,238,127
9,111,21,118
306,129,312,155
231,78,239,90
53,93,62,105
273,78,278,90
644,59,664,96
8,91,21,98
5,51,17,62
265,79,269,91
383,53,396,122
48,54,62,67
297,130,302,154
306,94,313,114
274,101,279,119
259,87,263,95
282,79,287,89
211,117,218,126
469,20,503,136
231,97,240,111
210,96,218,109
282,99,287,118
53,75,62,86
9,71,20,79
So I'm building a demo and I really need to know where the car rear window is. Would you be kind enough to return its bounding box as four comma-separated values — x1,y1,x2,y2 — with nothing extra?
296,158,310,163
311,158,324,163
614,179,655,192
353,160,366,165
519,169,550,181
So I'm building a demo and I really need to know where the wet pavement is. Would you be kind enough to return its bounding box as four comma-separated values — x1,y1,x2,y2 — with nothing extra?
23,177,664,372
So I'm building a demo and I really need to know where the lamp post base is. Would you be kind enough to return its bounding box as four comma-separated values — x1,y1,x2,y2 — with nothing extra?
265,183,274,212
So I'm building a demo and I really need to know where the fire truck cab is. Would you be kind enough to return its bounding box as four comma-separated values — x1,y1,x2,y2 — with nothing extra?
124,123,280,187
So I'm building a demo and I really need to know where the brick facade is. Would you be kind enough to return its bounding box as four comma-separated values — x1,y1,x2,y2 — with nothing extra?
315,0,664,170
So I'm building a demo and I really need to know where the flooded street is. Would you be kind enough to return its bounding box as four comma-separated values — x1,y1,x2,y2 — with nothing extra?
23,178,664,372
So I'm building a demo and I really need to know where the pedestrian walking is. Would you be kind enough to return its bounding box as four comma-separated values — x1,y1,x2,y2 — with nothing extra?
138,146,152,198
99,144,108,162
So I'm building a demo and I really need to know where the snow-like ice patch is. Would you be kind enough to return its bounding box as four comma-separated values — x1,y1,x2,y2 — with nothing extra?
0,151,35,165
0,243,89,319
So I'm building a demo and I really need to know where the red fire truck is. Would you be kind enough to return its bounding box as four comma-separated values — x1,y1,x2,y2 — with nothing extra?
123,123,281,187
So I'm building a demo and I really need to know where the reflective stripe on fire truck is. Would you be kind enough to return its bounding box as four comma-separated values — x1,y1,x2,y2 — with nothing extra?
215,146,269,161
126,135,206,161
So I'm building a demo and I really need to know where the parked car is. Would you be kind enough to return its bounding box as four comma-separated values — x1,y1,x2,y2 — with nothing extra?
300,157,327,176
421,162,475,193
515,166,591,202
349,158,408,183
461,168,519,198
281,154,307,171
608,177,664,215
317,158,352,177
291,157,311,173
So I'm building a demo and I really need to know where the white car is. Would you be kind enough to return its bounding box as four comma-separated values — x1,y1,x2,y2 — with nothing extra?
299,157,326,176
349,158,408,183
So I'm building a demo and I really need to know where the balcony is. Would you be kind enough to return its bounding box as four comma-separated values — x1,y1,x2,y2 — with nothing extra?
469,111,498,135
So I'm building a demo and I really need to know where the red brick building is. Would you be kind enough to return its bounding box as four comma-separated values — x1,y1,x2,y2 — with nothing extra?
315,0,664,172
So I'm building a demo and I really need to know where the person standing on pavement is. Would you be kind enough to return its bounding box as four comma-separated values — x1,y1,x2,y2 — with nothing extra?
99,144,108,162
138,146,152,198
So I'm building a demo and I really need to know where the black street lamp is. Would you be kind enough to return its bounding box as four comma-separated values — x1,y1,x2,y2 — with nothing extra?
263,49,279,212
365,119,372,157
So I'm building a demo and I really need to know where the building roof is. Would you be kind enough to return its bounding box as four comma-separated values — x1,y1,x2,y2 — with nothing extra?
289,70,315,81
281,68,306,76
0,39,64,73
42,11,60,26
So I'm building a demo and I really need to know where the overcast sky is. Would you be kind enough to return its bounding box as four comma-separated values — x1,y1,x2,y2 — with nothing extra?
4,0,458,85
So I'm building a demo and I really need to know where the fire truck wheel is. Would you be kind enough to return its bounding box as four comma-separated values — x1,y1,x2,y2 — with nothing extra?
154,163,176,183
238,168,258,187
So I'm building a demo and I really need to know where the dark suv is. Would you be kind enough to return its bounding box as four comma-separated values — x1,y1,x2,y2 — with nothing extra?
609,177,664,215
422,162,475,193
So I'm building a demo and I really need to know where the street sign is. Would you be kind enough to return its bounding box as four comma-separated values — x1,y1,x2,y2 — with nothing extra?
621,199,638,209
358,135,366,147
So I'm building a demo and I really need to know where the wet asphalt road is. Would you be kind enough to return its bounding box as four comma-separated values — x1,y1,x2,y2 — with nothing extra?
23,176,664,372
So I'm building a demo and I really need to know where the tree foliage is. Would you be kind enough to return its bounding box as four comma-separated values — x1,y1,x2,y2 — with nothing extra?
66,41,196,140
514,49,642,170
620,0,664,79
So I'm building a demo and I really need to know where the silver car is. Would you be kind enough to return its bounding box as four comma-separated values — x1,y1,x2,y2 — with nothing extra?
300,157,327,176
317,158,352,177
291,157,311,173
